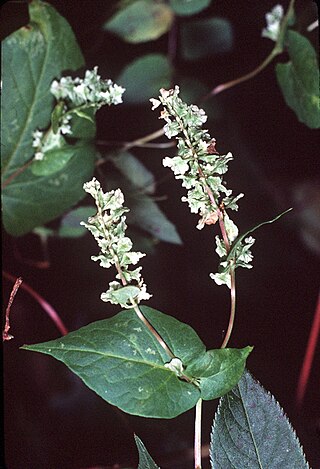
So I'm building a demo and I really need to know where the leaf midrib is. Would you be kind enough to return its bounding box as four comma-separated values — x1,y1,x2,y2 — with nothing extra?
25,344,173,371
238,384,264,469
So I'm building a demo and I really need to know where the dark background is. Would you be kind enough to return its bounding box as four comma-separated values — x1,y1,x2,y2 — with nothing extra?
2,0,320,468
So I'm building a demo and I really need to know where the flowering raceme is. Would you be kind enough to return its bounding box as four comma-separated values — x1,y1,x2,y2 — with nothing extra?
151,86,255,288
81,178,151,308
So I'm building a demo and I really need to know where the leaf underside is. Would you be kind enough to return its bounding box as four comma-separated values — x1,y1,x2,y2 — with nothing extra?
210,369,310,469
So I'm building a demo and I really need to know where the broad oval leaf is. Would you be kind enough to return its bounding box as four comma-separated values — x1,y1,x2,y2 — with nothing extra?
170,0,211,16
181,18,233,60
21,306,251,418
22,306,203,418
210,370,310,469
117,54,172,104
134,435,160,469
104,1,173,44
1,0,96,236
276,30,320,129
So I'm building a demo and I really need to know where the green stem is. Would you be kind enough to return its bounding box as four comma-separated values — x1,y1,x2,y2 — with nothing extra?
194,398,203,469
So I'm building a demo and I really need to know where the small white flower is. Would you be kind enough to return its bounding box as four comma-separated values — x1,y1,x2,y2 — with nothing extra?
262,4,284,42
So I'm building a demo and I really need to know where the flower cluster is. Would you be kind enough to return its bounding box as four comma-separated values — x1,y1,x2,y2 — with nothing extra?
151,86,255,288
50,66,125,108
262,4,284,42
81,178,151,308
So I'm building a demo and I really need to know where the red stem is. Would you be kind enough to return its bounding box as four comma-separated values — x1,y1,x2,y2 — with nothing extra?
3,271,68,336
296,292,320,407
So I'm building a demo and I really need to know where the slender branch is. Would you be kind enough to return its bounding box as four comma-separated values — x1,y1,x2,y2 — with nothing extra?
220,266,236,348
204,0,295,99
194,398,203,469
208,50,278,97
123,128,165,151
3,276,23,341
3,271,68,336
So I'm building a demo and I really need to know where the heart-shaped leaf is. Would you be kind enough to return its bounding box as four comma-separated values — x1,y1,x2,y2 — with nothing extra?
22,306,251,418
210,369,310,468
276,30,320,129
1,0,96,236
104,1,173,44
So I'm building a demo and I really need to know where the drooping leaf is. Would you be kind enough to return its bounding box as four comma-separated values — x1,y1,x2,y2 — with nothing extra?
110,152,155,194
106,160,182,244
127,194,182,245
1,0,96,236
181,18,233,60
58,206,95,238
169,0,211,16
210,369,310,469
276,30,320,128
22,306,251,418
117,54,172,103
104,1,173,43
134,435,160,469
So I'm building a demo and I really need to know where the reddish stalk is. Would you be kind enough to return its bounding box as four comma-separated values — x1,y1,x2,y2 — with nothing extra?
296,292,320,407
3,271,68,336
3,276,23,341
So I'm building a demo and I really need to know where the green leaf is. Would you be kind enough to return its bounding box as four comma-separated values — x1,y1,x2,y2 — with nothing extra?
51,101,65,134
186,347,252,400
58,206,95,238
110,152,155,194
181,18,233,60
106,162,182,244
169,0,210,16
210,369,310,469
1,0,96,236
134,435,160,469
226,208,292,265
21,307,202,418
69,107,96,140
22,306,251,418
31,144,76,176
104,1,173,43
117,54,172,103
276,30,320,128
126,194,182,245
3,143,95,236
